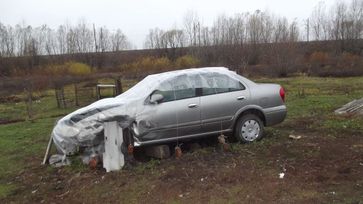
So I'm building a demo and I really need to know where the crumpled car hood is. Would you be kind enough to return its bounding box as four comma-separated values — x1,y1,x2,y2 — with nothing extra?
52,97,136,155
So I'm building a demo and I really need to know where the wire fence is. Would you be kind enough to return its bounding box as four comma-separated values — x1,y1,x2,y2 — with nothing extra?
55,83,97,108
55,79,122,109
0,78,126,124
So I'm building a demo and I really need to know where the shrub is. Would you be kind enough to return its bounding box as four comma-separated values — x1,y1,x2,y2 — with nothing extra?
10,67,28,77
309,51,329,65
119,55,201,77
47,64,68,76
34,62,93,76
340,52,361,67
153,57,172,72
66,62,92,75
138,57,154,69
175,55,200,68
120,56,173,77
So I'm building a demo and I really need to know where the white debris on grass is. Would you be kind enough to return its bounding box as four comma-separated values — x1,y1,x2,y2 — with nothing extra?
335,98,363,116
49,154,70,167
279,173,285,179
289,135,302,140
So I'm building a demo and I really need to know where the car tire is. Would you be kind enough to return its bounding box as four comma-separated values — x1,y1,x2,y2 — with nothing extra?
234,114,264,143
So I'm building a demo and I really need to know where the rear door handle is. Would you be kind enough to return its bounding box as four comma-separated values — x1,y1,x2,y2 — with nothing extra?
188,104,198,108
237,96,246,101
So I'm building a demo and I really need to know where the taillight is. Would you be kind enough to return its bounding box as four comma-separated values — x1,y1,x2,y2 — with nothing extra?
279,87,285,102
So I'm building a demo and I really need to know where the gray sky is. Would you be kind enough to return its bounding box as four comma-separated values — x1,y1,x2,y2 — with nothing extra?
0,0,346,48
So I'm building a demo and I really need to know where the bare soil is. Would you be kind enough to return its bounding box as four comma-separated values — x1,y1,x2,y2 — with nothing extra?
0,119,25,125
2,127,363,204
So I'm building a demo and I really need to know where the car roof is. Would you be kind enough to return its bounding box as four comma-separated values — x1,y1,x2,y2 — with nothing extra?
147,67,255,87
148,67,230,77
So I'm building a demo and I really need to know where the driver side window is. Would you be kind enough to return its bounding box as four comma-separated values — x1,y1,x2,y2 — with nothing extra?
153,81,175,103
173,74,197,100
152,74,200,103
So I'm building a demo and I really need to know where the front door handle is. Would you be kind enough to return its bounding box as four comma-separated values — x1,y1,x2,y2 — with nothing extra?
237,96,246,101
188,104,198,108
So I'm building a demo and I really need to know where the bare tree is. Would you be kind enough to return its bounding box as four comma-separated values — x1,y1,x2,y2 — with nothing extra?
57,25,67,54
0,23,15,57
183,10,201,47
349,0,363,40
144,28,165,49
111,29,130,51
311,1,329,40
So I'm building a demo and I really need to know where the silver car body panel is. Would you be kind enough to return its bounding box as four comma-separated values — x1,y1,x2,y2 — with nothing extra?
133,72,287,147
51,67,286,154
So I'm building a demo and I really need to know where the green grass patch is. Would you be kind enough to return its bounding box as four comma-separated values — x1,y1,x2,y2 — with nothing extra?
0,119,56,179
0,76,362,201
255,76,363,135
0,183,16,199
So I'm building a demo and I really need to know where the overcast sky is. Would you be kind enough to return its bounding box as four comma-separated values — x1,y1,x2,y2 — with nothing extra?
0,0,348,48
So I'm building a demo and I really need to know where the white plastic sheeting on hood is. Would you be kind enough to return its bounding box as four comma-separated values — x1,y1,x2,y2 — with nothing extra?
51,67,253,158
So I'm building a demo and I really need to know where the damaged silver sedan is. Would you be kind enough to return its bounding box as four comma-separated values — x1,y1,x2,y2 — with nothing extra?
52,67,286,157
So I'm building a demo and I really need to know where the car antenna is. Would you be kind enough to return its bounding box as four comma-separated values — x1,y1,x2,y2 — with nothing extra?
173,87,179,143
220,121,223,136
176,107,179,147
218,121,226,144
173,86,182,158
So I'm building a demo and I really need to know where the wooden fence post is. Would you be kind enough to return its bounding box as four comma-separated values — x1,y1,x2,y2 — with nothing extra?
115,78,123,95
25,81,34,121
74,83,79,106
55,86,66,109
55,88,61,108
61,87,66,108
96,84,101,100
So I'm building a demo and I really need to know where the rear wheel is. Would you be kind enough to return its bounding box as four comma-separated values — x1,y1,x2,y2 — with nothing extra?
234,114,264,143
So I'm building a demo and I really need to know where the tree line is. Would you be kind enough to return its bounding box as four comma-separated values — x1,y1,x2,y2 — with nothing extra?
1,0,363,57
145,0,363,52
144,10,299,49
0,0,363,79
0,19,132,57
142,0,363,76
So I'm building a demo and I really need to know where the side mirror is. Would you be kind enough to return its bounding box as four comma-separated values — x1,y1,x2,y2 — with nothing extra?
150,93,164,104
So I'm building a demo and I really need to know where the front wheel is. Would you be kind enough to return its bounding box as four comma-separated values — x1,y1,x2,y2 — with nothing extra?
234,114,264,143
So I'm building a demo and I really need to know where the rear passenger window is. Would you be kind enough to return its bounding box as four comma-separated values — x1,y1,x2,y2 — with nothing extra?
202,87,216,96
201,74,217,95
201,73,245,96
230,82,245,92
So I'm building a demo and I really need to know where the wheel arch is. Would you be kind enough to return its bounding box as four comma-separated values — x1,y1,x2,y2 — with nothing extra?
233,106,266,129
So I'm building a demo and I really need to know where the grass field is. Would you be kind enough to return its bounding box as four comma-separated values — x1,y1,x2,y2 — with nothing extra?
0,76,362,203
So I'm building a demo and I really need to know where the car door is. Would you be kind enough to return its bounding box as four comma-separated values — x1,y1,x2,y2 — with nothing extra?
200,73,249,132
143,75,201,141
140,81,178,141
172,74,201,137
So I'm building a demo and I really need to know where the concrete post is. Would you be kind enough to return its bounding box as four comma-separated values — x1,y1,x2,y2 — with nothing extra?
103,121,125,172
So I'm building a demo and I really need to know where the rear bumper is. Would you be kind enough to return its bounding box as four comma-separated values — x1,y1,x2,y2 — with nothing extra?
263,105,287,126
